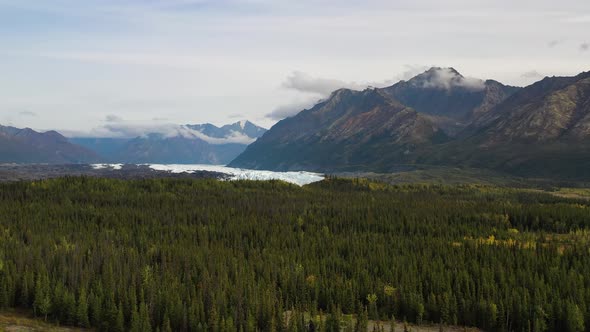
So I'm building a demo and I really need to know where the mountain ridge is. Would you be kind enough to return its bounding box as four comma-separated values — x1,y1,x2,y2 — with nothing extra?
0,125,100,163
230,88,446,171
230,68,590,180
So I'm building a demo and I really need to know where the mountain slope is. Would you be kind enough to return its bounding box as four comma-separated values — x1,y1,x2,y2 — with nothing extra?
379,67,520,134
230,88,446,171
0,125,99,163
468,71,590,143
419,71,590,179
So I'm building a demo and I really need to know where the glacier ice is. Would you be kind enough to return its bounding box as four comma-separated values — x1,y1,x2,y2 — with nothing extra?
91,164,324,186
91,163,124,170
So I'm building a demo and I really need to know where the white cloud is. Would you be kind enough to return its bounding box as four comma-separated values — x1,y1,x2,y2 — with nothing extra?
272,71,402,120
396,65,431,81
268,65,487,120
580,42,589,51
419,67,486,91
266,96,323,120
521,70,544,79
189,128,256,145
282,71,399,96
69,118,257,145
282,71,353,95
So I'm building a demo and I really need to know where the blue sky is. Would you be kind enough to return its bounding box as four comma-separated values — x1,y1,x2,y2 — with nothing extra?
1,0,589,136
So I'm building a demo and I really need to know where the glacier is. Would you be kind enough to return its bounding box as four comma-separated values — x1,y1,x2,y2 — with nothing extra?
92,164,324,186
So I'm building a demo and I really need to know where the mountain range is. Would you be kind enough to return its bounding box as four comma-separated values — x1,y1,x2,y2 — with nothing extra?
0,121,266,165
230,67,590,180
3,67,589,181
71,121,266,164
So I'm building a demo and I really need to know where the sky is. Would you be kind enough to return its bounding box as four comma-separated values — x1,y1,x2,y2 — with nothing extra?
0,0,589,137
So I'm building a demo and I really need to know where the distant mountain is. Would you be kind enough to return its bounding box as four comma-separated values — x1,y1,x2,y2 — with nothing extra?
71,121,267,165
187,120,266,140
0,125,99,163
229,88,446,171
68,137,130,159
231,68,590,180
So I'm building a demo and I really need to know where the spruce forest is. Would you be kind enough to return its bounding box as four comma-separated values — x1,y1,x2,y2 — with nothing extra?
0,177,589,332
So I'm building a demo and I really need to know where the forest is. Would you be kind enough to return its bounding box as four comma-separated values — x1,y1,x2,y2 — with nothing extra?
0,177,589,332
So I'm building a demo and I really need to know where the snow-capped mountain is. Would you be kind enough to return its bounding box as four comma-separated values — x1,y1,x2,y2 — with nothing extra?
71,121,267,165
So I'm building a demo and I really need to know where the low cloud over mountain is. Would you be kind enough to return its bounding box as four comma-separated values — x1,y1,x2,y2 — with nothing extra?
69,119,267,165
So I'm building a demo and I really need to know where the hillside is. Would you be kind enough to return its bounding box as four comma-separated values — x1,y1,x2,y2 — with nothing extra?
0,125,99,164
421,71,590,179
230,88,446,171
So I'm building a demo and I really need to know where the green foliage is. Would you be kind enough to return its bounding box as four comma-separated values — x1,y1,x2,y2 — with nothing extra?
0,177,589,331
565,302,585,332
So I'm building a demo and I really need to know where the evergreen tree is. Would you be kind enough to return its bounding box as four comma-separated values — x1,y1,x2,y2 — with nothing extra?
130,305,141,332
139,301,152,332
76,289,90,328
162,313,172,332
356,307,368,332
565,302,584,332
115,303,125,332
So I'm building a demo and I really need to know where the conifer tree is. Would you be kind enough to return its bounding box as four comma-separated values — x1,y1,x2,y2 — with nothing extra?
76,289,90,328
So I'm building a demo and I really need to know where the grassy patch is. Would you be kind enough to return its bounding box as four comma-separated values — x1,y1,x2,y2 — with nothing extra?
0,310,91,332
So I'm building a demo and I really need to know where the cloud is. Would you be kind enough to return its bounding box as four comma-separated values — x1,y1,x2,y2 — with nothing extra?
580,42,589,51
269,65,480,120
547,40,562,48
266,96,323,120
282,71,399,96
520,70,544,79
271,71,397,120
69,119,256,144
227,113,245,119
105,114,124,122
282,71,353,95
187,128,256,145
18,111,37,117
418,67,486,91
396,65,431,81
